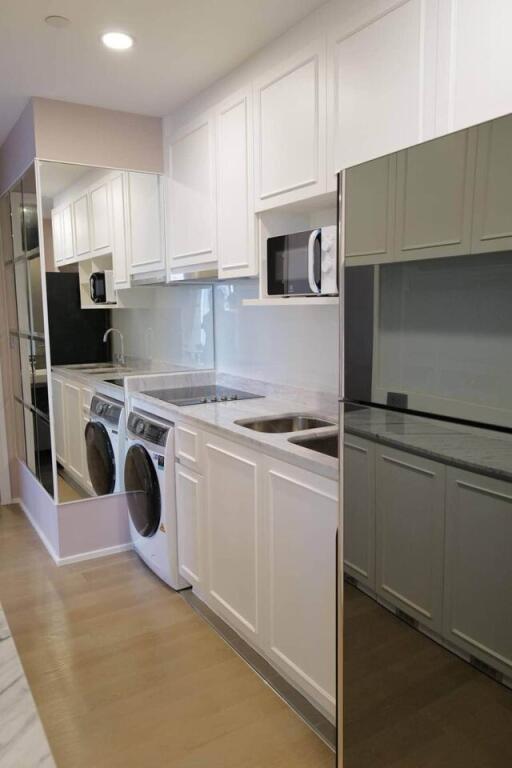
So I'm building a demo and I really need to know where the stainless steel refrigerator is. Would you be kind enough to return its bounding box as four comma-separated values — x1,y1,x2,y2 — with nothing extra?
338,112,512,767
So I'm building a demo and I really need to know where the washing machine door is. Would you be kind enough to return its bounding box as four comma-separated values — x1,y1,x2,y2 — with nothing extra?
124,444,161,537
85,421,116,496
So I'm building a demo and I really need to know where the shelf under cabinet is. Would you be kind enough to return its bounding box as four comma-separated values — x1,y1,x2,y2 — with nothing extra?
242,296,339,307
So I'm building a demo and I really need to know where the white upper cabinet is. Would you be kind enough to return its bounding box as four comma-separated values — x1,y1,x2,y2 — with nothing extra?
60,204,74,262
254,40,326,210
72,193,90,259
51,209,64,266
126,172,165,276
329,0,438,173
215,88,257,278
394,128,477,261
437,0,512,135
344,154,397,264
471,114,512,254
89,180,111,253
109,172,130,289
168,112,217,275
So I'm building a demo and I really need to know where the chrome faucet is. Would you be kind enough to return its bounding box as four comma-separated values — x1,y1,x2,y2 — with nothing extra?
103,327,125,366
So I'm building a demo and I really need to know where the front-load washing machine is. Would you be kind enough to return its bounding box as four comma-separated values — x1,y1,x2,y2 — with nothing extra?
85,394,126,496
124,410,189,590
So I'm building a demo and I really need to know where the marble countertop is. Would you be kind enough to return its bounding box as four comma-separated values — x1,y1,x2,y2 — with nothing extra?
0,607,55,767
345,406,512,483
130,374,339,481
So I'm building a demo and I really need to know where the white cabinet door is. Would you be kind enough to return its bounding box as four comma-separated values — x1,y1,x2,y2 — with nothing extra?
394,128,477,261
254,40,326,210
127,172,165,275
344,154,397,265
203,433,261,644
168,113,216,273
471,114,512,254
109,172,130,288
175,462,203,592
72,193,90,259
216,88,256,279
63,380,84,482
343,436,376,590
51,374,66,465
90,181,111,253
329,0,438,173
61,204,74,262
51,209,64,266
264,459,337,718
375,446,446,632
437,0,512,135
443,468,512,676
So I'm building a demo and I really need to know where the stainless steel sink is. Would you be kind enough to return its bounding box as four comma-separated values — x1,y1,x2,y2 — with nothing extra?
235,414,336,433
289,433,339,458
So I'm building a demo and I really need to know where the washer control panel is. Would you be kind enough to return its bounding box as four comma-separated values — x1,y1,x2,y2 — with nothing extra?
90,395,123,426
127,412,170,447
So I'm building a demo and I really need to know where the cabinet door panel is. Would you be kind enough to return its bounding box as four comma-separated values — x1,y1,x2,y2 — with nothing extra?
72,193,90,258
472,115,512,254
204,437,259,642
61,205,74,262
345,155,396,265
90,182,111,252
110,173,130,288
63,381,83,481
127,173,165,274
395,128,476,261
51,375,66,465
343,436,376,589
444,469,512,675
216,90,256,278
169,115,216,270
331,0,437,173
176,464,203,590
254,41,326,210
266,461,337,717
375,447,445,631
51,210,63,265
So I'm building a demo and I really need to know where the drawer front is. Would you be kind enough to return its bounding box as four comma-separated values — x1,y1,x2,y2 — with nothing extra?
175,424,202,471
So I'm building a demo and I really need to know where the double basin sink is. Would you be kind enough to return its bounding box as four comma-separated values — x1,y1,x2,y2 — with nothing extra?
235,414,338,458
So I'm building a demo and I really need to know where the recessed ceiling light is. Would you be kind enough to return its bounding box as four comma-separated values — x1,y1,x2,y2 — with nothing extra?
44,15,71,29
101,31,134,51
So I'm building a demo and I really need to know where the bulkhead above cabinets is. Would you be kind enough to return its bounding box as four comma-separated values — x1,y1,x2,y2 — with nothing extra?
39,162,166,308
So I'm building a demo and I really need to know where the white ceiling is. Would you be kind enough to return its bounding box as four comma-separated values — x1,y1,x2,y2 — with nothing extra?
0,0,327,146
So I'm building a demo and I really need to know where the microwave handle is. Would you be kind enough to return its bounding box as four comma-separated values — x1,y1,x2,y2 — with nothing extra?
89,274,97,302
307,229,321,294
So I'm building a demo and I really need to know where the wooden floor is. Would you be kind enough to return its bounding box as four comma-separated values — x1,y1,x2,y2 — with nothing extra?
0,504,334,768
344,584,512,768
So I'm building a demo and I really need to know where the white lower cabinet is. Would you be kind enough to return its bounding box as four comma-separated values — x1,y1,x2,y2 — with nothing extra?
264,458,337,718
51,374,67,465
175,462,203,593
375,446,445,632
443,468,512,676
176,426,337,718
63,380,85,483
203,433,261,645
343,436,376,589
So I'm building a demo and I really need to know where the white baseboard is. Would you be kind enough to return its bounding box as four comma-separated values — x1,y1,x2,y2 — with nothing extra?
57,542,133,566
15,497,60,565
15,497,133,567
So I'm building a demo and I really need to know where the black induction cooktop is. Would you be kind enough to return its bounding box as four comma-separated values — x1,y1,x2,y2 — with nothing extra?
143,385,264,406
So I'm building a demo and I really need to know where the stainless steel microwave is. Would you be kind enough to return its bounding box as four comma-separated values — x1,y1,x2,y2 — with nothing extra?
267,226,338,297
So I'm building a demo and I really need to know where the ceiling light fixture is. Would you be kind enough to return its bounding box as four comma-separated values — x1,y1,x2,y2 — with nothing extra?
101,31,134,51
44,15,71,29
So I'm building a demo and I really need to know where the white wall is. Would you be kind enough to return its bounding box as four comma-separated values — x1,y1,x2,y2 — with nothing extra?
214,279,339,393
111,284,214,370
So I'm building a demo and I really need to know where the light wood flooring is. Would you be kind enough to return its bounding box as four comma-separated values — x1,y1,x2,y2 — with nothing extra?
344,584,512,768
0,504,334,768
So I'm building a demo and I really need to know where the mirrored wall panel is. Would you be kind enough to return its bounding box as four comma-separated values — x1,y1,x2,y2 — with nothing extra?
342,112,512,766
1,166,54,496
38,161,214,505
